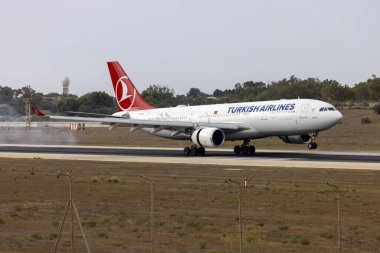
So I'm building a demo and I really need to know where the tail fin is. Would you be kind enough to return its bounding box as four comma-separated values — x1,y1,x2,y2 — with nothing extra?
107,61,154,111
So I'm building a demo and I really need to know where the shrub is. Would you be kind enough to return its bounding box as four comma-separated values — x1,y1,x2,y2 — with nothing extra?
97,231,107,238
374,103,380,114
26,233,42,241
82,220,97,228
197,240,207,249
291,234,310,245
108,176,120,183
135,216,147,225
320,230,334,239
246,234,257,243
0,218,5,225
10,212,20,219
361,117,371,124
91,176,99,183
278,224,289,230
50,220,59,228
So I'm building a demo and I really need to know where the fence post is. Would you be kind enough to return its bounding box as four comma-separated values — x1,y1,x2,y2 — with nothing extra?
327,182,341,251
228,179,243,253
141,176,155,253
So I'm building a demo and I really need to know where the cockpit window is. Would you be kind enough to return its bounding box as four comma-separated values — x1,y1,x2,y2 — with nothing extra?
320,107,336,112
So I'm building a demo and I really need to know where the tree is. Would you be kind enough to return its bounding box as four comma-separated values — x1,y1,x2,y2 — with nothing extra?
57,98,79,113
187,87,202,98
321,81,353,102
78,91,115,110
141,85,175,108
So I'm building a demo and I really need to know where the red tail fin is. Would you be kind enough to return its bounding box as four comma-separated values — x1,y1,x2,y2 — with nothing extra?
107,61,154,111
31,107,46,116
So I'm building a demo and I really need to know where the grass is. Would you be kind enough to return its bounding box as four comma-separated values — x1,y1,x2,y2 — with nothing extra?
278,224,289,231
0,158,380,253
50,220,59,228
320,230,334,239
197,240,207,249
96,231,107,238
26,233,42,241
290,234,310,245
81,220,97,228
9,211,21,220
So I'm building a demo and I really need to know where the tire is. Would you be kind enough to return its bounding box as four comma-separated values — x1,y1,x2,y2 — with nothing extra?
312,143,318,149
190,147,198,156
308,143,314,150
234,145,241,154
248,145,255,155
241,146,248,155
184,147,191,156
198,147,205,156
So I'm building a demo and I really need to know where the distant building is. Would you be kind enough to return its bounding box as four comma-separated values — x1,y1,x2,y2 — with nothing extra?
62,76,70,95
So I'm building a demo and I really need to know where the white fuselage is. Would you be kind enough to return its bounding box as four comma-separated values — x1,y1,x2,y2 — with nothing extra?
113,99,342,141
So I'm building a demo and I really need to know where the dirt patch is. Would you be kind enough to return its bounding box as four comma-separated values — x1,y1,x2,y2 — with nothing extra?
0,158,379,252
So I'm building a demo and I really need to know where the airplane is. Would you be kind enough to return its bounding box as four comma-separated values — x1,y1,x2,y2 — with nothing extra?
33,61,343,156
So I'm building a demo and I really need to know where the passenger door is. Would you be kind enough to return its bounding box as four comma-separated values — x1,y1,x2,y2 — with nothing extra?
300,104,309,119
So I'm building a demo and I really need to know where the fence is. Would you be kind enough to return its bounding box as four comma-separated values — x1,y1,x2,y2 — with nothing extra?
0,167,379,253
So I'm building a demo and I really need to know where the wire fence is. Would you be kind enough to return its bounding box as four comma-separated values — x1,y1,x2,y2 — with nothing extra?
1,168,380,253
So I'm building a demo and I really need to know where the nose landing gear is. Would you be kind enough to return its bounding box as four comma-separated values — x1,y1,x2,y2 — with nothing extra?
308,132,318,150
234,139,255,155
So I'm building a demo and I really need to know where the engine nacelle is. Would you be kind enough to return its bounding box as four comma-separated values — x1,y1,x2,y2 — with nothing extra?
191,128,225,147
280,135,311,144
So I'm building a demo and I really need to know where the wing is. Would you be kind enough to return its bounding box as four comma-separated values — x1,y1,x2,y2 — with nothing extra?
32,108,250,132
49,115,250,131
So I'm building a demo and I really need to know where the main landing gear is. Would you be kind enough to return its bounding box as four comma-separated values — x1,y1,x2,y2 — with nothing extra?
234,139,255,155
184,145,205,156
308,132,318,150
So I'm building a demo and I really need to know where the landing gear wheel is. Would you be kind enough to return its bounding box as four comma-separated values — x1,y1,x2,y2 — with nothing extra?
234,145,241,154
248,145,256,155
198,147,205,156
308,142,318,150
241,146,249,155
190,146,198,156
312,142,317,149
184,147,191,156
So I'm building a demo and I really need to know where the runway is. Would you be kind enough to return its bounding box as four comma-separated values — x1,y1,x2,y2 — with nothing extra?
0,144,379,170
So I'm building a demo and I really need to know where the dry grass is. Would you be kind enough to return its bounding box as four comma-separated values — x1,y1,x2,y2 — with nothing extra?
0,158,380,252
1,109,379,151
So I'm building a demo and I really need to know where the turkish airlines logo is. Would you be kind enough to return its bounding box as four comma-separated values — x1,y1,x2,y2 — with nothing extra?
116,76,136,110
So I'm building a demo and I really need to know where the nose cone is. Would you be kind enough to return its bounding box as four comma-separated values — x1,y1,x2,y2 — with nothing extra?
336,110,343,123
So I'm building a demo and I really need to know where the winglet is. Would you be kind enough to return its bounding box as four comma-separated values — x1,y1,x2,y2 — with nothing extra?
31,107,46,117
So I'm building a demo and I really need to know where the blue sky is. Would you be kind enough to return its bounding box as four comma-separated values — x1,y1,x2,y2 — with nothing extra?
0,0,379,96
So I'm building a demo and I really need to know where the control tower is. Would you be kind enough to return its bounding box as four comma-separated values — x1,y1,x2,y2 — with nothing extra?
62,76,70,95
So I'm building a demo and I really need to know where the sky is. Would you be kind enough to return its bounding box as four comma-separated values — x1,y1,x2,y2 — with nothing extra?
0,0,379,96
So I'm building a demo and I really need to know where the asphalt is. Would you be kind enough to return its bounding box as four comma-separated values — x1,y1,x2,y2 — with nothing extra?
0,144,379,164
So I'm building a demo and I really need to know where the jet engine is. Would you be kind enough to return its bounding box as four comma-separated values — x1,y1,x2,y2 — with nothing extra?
191,128,225,147
280,135,311,144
